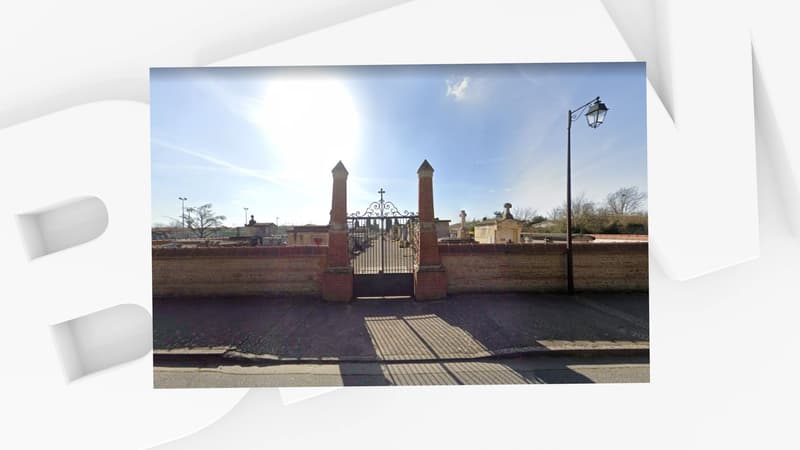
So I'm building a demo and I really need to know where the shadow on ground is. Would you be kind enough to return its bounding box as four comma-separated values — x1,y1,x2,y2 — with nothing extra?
154,293,648,357
336,356,604,386
153,292,648,386
153,353,650,388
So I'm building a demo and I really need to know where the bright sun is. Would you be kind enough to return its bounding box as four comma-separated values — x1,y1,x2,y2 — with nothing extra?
258,77,361,178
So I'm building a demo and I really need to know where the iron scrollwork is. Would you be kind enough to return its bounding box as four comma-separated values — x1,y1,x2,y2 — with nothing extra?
349,188,417,218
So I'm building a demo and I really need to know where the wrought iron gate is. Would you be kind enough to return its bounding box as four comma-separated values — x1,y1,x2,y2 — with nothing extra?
348,189,418,298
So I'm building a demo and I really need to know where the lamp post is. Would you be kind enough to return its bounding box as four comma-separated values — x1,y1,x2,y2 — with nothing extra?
244,207,249,226
566,96,608,295
178,197,187,228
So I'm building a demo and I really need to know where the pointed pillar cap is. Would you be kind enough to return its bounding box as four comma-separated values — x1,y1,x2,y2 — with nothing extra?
332,160,349,178
417,159,434,177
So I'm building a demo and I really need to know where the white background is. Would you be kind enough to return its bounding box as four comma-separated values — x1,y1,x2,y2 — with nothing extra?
1,1,798,448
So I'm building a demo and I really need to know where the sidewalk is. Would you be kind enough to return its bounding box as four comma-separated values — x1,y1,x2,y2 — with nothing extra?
153,292,649,364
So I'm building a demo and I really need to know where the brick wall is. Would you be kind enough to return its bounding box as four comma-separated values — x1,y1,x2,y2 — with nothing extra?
572,242,648,291
152,242,647,299
439,242,648,293
152,246,327,298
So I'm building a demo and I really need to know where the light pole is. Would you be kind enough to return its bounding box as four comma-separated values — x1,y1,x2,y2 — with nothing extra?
566,96,608,295
178,197,187,228
244,207,249,226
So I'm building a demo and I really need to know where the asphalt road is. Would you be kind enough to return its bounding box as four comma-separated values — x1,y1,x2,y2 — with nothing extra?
153,293,649,361
154,354,649,388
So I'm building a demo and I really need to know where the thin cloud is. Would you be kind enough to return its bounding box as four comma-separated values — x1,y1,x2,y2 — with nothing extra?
152,137,286,188
446,77,471,100
194,79,264,130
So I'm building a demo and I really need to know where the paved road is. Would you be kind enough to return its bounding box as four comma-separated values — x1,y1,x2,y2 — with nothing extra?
154,354,649,388
153,293,649,361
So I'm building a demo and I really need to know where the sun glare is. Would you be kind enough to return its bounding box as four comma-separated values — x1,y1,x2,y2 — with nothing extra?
258,77,361,179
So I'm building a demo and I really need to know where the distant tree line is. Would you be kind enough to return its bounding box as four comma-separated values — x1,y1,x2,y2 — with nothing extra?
477,186,648,235
152,203,227,238
544,186,647,234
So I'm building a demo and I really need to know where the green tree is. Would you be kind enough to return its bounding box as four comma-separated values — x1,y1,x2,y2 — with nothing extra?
530,215,547,225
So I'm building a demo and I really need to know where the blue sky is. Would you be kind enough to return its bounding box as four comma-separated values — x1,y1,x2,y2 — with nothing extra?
150,62,646,227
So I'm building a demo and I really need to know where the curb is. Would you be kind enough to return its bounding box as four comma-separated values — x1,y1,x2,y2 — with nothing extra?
153,343,649,367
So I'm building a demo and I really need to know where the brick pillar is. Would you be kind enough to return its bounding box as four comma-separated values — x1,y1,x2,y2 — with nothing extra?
415,159,447,300
322,161,353,301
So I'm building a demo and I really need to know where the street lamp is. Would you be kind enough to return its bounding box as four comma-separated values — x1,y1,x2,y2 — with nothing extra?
178,197,187,228
566,96,608,295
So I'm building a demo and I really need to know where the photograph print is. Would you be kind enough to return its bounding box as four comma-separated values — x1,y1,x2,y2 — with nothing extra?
150,62,648,388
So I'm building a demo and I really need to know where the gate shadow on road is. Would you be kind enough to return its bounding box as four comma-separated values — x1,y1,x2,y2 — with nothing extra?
337,358,601,386
153,293,648,387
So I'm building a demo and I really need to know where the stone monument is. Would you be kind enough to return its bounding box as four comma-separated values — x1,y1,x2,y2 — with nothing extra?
457,209,468,239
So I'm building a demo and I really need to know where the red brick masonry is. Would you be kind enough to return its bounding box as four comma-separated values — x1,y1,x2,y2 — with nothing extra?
152,246,327,298
439,242,648,293
152,242,648,298
152,247,328,258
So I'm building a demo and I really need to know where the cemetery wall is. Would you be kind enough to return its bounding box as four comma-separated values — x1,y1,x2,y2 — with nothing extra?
151,242,647,298
152,247,326,298
439,242,648,293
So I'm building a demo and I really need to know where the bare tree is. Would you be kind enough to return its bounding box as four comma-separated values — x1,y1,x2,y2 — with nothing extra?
512,206,538,222
548,207,564,221
183,203,226,238
574,194,596,234
606,186,647,216
560,193,597,233
152,217,182,229
570,193,594,220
